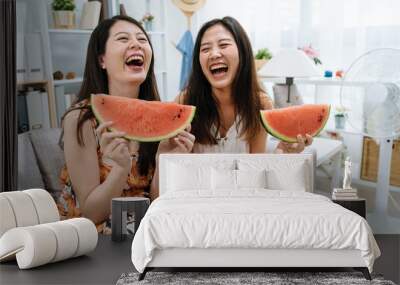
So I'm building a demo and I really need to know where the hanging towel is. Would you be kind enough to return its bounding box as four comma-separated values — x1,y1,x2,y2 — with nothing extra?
177,30,194,90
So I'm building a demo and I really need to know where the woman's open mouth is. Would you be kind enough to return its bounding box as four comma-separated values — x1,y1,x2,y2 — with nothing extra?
209,63,228,78
125,55,144,72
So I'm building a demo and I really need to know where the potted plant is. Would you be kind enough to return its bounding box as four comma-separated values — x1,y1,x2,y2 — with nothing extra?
334,106,349,129
254,48,272,71
141,12,155,31
52,0,76,29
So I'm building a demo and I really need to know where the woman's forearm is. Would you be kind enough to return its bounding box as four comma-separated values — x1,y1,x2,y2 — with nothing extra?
80,166,129,224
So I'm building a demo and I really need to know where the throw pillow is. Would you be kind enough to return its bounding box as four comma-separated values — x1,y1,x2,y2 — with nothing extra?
167,162,211,191
236,169,268,189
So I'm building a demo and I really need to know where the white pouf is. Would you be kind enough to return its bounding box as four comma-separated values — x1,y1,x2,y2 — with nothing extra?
0,218,98,269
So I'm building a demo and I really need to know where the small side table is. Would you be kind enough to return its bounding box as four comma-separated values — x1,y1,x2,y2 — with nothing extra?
111,197,150,242
332,198,366,218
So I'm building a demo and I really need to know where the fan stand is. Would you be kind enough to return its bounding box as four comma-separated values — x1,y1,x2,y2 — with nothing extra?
375,139,394,214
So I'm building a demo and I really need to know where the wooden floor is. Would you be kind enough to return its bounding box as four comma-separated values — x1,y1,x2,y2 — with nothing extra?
140,235,399,283
0,235,398,284
373,235,400,284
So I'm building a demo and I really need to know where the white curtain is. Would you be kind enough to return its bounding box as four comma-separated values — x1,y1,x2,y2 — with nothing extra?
196,0,400,72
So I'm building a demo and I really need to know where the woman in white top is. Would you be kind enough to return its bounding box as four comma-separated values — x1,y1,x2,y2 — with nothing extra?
176,16,312,153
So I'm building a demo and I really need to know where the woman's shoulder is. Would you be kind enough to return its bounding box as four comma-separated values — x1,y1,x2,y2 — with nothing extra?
63,99,93,123
63,109,82,129
63,108,93,127
259,92,273,110
63,104,97,140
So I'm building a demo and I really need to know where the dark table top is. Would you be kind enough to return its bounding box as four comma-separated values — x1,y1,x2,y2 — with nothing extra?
0,235,133,285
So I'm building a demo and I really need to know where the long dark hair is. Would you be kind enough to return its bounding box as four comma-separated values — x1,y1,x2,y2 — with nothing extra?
184,16,263,145
61,15,159,175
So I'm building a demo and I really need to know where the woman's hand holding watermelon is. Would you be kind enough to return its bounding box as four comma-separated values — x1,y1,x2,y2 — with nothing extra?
156,125,195,159
149,125,195,201
274,134,313,154
96,121,131,173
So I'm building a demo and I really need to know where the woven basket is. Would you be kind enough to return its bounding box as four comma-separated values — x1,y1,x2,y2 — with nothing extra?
53,11,75,29
255,59,267,71
360,137,400,186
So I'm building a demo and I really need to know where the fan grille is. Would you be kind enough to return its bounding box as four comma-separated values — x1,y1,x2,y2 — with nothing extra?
340,48,400,138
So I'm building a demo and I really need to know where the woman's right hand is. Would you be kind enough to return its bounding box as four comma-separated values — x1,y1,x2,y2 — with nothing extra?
156,125,195,160
96,121,131,173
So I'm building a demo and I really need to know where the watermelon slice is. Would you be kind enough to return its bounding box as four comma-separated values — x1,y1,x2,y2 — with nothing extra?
91,95,196,142
260,104,330,142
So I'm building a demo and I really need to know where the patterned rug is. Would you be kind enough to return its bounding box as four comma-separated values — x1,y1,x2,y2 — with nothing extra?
116,271,396,285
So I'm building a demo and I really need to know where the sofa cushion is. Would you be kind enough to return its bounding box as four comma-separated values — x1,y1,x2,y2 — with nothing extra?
18,132,45,190
29,129,65,197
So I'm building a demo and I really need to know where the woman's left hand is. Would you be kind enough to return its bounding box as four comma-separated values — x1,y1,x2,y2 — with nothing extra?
275,134,313,154
156,125,195,159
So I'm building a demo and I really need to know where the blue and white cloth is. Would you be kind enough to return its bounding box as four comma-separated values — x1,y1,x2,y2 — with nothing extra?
176,30,194,90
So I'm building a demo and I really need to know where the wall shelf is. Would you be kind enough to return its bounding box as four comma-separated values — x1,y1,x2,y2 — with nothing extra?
17,80,48,87
48,29,93,34
54,77,83,86
325,122,362,136
259,76,374,87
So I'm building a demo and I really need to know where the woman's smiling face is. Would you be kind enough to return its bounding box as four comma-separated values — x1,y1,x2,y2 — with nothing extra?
100,20,153,85
199,24,239,91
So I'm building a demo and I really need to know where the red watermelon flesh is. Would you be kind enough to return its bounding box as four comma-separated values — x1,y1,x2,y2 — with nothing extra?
91,95,196,142
260,104,330,143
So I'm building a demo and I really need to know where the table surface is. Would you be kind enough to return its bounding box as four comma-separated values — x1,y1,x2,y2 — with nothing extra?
0,235,133,285
309,137,343,166
268,137,343,166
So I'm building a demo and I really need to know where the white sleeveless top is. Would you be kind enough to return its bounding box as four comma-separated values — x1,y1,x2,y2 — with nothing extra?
193,118,249,153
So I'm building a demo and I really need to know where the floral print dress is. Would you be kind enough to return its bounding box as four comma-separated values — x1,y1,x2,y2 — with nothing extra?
57,118,154,234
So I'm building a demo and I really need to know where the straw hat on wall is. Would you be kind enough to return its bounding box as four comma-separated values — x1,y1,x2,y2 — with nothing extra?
171,0,206,13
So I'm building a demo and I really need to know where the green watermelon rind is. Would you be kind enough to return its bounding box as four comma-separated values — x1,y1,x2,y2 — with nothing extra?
260,105,331,143
91,95,196,142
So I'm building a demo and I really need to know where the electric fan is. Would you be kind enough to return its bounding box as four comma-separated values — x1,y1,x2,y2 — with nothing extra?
340,48,400,138
339,48,400,233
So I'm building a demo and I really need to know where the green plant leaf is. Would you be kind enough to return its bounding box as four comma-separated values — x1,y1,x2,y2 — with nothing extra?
52,0,75,11
255,48,272,60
